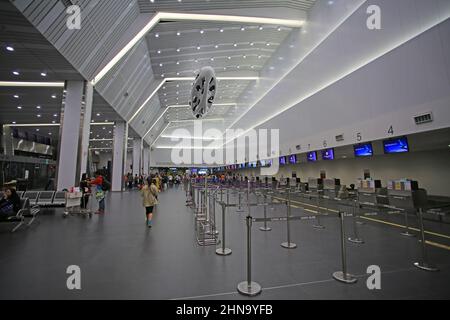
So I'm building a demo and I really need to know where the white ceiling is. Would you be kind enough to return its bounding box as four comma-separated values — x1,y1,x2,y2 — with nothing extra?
2,0,318,149
0,0,141,147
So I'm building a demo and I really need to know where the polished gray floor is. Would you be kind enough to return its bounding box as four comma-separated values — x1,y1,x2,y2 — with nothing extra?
0,186,449,300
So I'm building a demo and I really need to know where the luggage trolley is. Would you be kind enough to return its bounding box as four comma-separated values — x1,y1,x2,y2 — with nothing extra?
63,191,93,218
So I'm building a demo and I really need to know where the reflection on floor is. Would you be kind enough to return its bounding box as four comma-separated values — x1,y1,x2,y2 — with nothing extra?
0,186,449,300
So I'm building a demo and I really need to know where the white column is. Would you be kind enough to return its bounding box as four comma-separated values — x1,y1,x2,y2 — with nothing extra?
56,81,84,191
132,138,141,176
112,122,126,192
143,147,150,176
78,82,93,180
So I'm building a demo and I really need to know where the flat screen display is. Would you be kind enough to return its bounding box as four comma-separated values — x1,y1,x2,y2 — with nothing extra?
289,155,297,164
322,149,335,161
279,156,287,165
260,160,266,167
307,151,317,162
354,143,374,157
198,168,208,175
383,137,409,154
191,168,198,174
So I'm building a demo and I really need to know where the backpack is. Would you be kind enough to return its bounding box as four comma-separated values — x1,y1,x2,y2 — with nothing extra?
102,178,111,191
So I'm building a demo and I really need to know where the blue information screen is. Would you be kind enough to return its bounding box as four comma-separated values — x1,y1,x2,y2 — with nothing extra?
307,152,317,162
321,149,335,161
354,143,373,157
383,137,409,154
289,155,297,164
279,156,287,165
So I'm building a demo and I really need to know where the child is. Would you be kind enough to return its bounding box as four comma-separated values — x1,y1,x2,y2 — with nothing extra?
141,178,159,228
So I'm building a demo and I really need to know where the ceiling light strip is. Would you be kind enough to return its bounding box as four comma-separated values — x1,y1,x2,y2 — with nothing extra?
0,81,65,87
128,79,166,123
150,122,171,147
91,12,303,84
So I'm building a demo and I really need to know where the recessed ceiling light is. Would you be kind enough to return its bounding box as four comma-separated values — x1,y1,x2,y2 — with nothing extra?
176,72,180,75
219,28,224,33
243,55,246,59
266,43,270,46
250,42,254,46
41,72,47,77
51,94,57,99
17,106,22,109
150,0,155,3
240,26,245,31
159,63,163,67
176,61,180,65
12,121,16,124
194,59,198,63
53,114,58,117
196,46,201,50
36,105,41,109
6,46,14,52
227,56,231,60
259,26,263,31
12,71,20,76
97,113,101,116
277,27,282,31
200,30,204,34
210,58,214,61
214,44,219,49
258,55,262,59
176,31,181,36
37,114,42,118
233,43,237,47
161,74,165,77
237,66,240,69
48,132,52,135
157,50,161,54
13,94,19,98
36,129,40,132
155,33,159,38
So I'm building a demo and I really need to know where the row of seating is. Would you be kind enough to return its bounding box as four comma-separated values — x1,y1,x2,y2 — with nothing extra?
1,198,40,233
6,191,66,207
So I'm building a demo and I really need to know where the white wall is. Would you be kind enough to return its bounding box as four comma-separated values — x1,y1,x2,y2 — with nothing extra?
238,149,450,197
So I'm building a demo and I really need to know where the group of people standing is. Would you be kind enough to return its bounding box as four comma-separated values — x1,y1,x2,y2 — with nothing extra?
79,172,110,215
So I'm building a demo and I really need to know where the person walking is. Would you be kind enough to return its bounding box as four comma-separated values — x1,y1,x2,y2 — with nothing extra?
141,178,159,228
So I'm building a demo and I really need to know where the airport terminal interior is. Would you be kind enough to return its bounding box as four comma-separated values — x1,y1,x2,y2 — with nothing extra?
1,0,450,301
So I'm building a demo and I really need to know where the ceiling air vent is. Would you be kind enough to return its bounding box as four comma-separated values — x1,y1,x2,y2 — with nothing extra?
335,134,344,142
414,112,433,125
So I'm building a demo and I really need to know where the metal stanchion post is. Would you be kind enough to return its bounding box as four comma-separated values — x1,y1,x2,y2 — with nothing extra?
237,215,262,296
313,193,325,229
226,188,230,206
281,189,297,249
216,203,232,256
260,194,272,232
236,190,244,213
401,209,415,237
348,200,364,244
414,208,439,272
333,212,357,284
